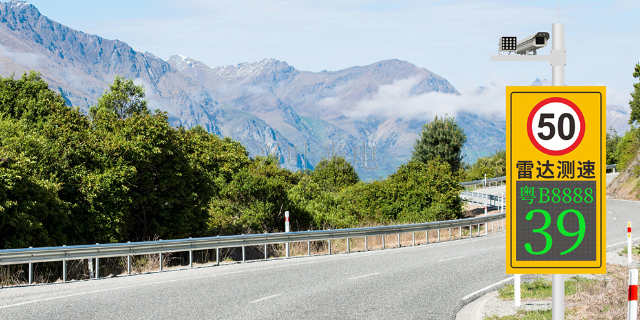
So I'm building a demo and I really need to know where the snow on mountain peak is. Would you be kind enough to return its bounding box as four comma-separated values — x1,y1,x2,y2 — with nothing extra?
8,0,31,9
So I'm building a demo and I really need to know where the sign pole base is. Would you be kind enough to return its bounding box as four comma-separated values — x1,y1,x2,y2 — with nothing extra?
552,274,564,319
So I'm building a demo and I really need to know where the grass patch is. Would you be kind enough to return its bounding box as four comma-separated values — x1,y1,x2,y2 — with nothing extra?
498,276,597,300
484,309,578,320
620,244,640,257
484,309,552,320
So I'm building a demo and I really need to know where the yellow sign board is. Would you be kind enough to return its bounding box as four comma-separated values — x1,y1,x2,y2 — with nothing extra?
506,86,606,274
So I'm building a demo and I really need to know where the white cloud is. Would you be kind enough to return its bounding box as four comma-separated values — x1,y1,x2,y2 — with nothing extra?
0,44,44,69
347,75,507,121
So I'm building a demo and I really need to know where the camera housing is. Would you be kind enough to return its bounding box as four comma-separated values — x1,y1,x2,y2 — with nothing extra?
516,32,550,55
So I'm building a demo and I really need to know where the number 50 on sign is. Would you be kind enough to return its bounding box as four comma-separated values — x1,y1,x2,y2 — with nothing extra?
506,86,606,274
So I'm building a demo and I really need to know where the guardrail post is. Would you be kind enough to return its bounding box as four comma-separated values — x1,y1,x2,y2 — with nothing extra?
159,239,163,271
382,235,385,249
28,246,32,284
216,248,220,265
477,224,480,236
469,225,472,238
485,223,488,235
426,231,429,244
188,238,193,268
242,245,245,263
62,244,67,282
365,237,368,251
265,244,268,259
127,241,131,274
412,232,415,246
449,228,451,240
397,234,401,248
95,243,100,279
347,238,350,253
437,229,440,242
328,239,332,254
307,241,311,256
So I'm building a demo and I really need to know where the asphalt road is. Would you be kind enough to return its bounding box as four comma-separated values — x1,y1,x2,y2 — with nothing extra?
1,173,636,320
0,234,507,320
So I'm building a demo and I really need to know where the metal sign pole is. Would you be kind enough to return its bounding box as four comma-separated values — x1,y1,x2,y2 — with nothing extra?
551,22,565,320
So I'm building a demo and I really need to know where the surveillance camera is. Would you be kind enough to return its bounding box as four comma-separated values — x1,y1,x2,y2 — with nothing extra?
516,32,549,55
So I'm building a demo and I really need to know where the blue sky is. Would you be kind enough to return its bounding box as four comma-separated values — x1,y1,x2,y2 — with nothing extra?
24,0,640,107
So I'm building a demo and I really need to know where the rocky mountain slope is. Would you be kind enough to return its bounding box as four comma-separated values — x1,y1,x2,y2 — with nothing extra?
0,1,629,180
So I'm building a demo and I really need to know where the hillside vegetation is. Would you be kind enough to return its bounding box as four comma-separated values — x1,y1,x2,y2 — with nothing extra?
607,62,640,199
0,72,466,249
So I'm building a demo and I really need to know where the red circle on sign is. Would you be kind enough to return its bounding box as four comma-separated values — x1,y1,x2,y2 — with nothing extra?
526,97,586,156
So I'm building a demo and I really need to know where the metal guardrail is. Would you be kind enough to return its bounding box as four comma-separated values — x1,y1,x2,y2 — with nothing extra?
0,213,505,266
461,191,504,208
1,164,619,284
459,176,505,187
459,164,617,189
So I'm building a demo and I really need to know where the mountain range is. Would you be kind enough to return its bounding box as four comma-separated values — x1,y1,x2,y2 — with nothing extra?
0,1,630,180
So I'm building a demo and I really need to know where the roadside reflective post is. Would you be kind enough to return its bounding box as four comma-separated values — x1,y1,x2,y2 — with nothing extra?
285,211,290,258
629,222,633,264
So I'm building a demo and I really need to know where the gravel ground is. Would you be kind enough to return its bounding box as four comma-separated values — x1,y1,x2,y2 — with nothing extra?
479,248,639,319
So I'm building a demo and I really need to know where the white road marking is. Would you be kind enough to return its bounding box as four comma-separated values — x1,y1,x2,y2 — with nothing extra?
0,234,506,310
348,273,379,280
249,293,282,303
438,256,465,262
462,276,514,301
609,198,640,204
607,237,640,248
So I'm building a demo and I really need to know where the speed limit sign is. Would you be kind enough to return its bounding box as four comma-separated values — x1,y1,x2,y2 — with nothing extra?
506,87,606,274
527,97,586,156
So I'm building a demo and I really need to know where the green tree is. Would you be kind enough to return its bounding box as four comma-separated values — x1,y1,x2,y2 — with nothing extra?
90,75,149,119
0,118,70,249
207,156,311,235
412,115,466,172
628,63,640,125
462,150,506,181
312,156,359,192
615,126,640,172
0,71,69,127
337,159,463,227
606,126,621,165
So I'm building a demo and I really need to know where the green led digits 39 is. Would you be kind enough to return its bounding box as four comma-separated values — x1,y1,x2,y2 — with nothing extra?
524,208,586,256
